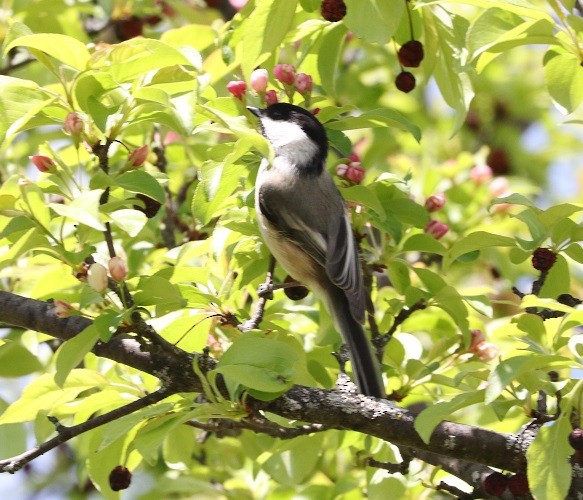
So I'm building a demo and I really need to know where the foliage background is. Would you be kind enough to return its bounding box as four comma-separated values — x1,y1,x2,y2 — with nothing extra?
0,0,583,498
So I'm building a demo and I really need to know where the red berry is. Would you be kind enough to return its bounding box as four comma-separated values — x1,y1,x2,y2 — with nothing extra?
508,472,530,495
395,71,416,93
483,471,508,496
398,40,424,68
114,16,144,41
531,248,557,271
108,465,132,491
486,147,511,175
283,275,309,301
321,0,346,22
569,428,583,451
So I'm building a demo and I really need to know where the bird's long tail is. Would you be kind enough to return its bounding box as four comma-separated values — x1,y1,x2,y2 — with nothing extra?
325,286,385,398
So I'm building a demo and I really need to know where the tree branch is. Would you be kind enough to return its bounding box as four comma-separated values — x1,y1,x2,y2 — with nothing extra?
0,290,564,483
0,388,170,473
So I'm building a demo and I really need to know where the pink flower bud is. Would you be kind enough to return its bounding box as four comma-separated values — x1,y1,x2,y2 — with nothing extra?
250,69,269,93
312,108,320,115
470,164,493,185
424,193,446,212
273,64,296,85
336,163,349,178
87,263,108,293
424,220,449,240
264,89,279,105
53,300,74,318
475,341,500,362
64,112,83,136
489,177,510,198
294,73,313,95
226,80,247,100
469,329,486,351
108,256,128,282
336,162,365,184
29,155,55,173
128,145,149,167
348,153,360,163
163,131,181,145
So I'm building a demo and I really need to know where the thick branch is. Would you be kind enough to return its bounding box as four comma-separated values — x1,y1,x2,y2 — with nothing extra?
0,290,556,479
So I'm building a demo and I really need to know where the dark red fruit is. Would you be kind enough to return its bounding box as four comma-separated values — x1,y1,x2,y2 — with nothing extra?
283,275,309,301
398,40,424,68
465,109,481,132
569,428,583,451
508,472,530,495
143,15,162,25
531,248,557,272
133,193,162,219
114,16,144,40
321,0,347,22
109,465,132,491
395,71,416,93
486,147,511,175
483,471,508,496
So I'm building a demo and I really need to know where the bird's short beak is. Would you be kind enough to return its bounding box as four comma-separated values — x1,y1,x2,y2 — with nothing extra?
246,106,263,117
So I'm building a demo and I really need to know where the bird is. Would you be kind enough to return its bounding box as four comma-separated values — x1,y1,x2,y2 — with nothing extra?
247,102,385,398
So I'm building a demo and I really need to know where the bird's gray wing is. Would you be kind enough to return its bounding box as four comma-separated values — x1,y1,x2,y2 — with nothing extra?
257,183,327,267
325,208,366,323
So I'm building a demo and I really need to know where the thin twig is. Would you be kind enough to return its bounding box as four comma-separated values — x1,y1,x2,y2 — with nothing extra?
0,388,170,474
238,256,276,332
378,299,426,349
185,417,326,439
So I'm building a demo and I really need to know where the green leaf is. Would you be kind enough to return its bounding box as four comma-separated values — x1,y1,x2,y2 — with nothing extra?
134,275,186,315
0,76,55,145
241,0,298,76
527,409,573,499
318,23,347,96
262,434,324,485
433,286,469,332
342,185,385,220
343,0,404,44
386,260,410,295
109,209,148,237
540,254,570,299
468,9,556,72
443,231,515,269
544,48,583,113
54,325,100,387
49,189,106,231
402,234,447,255
414,391,485,443
327,108,421,142
485,355,572,404
88,38,193,82
0,341,43,377
4,33,90,71
0,370,107,424
20,182,51,231
424,0,552,20
429,10,475,134
215,335,300,396
116,170,165,203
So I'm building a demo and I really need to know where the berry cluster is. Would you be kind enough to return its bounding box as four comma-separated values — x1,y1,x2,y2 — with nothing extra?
482,471,529,496
227,65,314,106
395,40,425,93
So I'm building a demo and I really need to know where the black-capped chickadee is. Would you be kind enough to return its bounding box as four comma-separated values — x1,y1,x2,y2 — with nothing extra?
247,103,385,398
